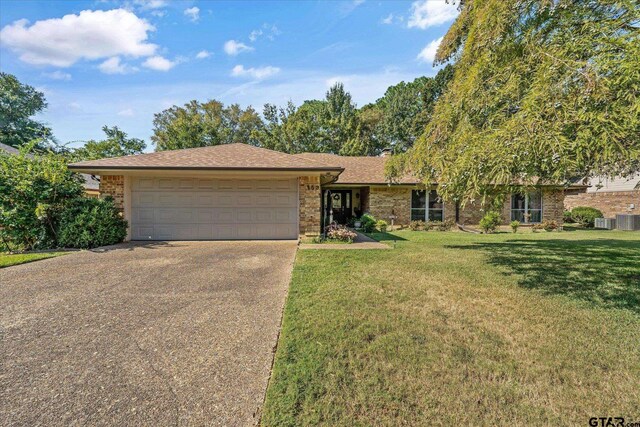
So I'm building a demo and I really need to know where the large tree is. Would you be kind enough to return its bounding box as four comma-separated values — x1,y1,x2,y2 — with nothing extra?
403,0,640,203
72,126,146,160
374,65,454,153
0,73,53,148
151,100,263,151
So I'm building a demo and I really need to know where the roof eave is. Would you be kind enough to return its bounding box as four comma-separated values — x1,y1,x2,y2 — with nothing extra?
68,165,344,173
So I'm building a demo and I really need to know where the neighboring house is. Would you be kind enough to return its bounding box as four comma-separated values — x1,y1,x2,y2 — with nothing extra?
565,174,640,218
0,142,100,197
69,143,571,241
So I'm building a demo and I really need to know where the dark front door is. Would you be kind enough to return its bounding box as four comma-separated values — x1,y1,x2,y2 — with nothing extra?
330,190,352,225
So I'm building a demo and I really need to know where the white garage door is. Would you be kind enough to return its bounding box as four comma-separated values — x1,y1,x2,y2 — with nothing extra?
130,177,298,240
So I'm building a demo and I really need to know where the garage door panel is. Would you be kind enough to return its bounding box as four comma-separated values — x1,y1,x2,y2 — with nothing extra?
131,177,298,240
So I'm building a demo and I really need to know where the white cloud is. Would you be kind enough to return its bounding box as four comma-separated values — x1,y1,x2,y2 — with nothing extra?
43,70,72,81
142,55,176,71
99,56,130,74
0,9,157,67
417,36,443,63
133,0,167,10
195,50,211,59
231,65,280,80
408,0,459,29
184,6,200,22
117,108,135,117
223,40,253,56
249,29,262,42
381,14,394,25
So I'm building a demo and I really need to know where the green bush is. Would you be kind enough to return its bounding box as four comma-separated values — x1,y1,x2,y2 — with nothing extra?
479,211,502,234
375,219,388,232
571,206,603,227
562,210,574,223
409,220,425,231
58,197,127,249
510,220,520,233
360,213,377,233
0,144,84,250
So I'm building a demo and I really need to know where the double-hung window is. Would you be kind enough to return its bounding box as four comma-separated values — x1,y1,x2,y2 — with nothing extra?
511,191,542,223
411,190,444,221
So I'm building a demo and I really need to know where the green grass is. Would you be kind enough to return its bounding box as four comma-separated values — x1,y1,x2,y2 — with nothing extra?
262,230,640,426
0,251,66,268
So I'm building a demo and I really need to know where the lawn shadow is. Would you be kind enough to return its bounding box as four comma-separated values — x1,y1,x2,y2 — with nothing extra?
447,238,640,314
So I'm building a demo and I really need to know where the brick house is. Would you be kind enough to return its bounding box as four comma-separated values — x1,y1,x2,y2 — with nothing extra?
565,175,640,218
69,143,570,241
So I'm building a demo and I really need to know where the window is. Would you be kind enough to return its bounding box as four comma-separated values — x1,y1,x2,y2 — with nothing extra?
511,191,542,223
411,190,444,221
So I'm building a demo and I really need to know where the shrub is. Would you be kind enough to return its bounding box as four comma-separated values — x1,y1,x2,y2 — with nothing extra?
562,210,574,223
375,219,388,232
571,206,603,228
58,197,128,249
542,219,559,232
479,211,502,234
325,224,357,242
360,213,377,233
510,220,520,233
0,144,84,250
409,220,425,231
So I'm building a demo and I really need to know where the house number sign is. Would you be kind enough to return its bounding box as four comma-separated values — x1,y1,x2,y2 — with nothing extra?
306,185,320,190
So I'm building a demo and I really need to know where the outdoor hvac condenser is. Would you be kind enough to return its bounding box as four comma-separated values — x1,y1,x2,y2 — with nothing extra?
595,218,616,230
615,214,640,231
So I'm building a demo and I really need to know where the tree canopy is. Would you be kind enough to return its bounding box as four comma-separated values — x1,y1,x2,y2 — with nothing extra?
402,0,640,203
72,126,146,161
151,100,263,151
0,72,53,148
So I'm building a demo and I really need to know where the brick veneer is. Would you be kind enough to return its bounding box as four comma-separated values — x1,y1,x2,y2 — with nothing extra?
441,188,565,225
541,188,565,224
368,186,411,225
299,176,322,235
99,175,125,212
564,190,640,217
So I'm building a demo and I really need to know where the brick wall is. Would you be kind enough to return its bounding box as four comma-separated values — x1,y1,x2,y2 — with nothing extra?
369,186,411,225
443,188,565,225
565,190,640,218
299,176,322,235
541,188,565,223
99,175,124,212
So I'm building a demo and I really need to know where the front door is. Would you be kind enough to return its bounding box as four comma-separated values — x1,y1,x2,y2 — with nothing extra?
330,190,352,225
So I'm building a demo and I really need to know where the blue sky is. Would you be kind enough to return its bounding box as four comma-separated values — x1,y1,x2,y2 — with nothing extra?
0,0,458,148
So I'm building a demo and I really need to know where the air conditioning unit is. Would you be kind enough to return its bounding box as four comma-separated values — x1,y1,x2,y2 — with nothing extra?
595,218,616,230
615,214,640,231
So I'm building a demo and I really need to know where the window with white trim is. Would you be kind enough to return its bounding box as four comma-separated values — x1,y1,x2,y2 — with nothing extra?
411,190,444,221
511,191,542,223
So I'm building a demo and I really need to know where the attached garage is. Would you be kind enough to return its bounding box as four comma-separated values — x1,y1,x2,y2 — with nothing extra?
130,177,298,240
68,144,343,241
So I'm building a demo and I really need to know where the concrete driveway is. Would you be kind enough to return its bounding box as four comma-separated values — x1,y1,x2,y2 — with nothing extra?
0,241,297,426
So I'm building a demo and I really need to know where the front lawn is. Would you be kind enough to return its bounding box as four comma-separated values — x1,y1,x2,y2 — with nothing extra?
0,252,66,268
262,230,640,426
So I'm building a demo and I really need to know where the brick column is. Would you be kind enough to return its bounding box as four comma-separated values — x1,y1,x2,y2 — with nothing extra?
99,175,125,213
299,176,322,236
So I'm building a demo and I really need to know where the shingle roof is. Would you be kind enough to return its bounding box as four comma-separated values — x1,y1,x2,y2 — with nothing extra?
69,143,344,172
293,153,420,184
